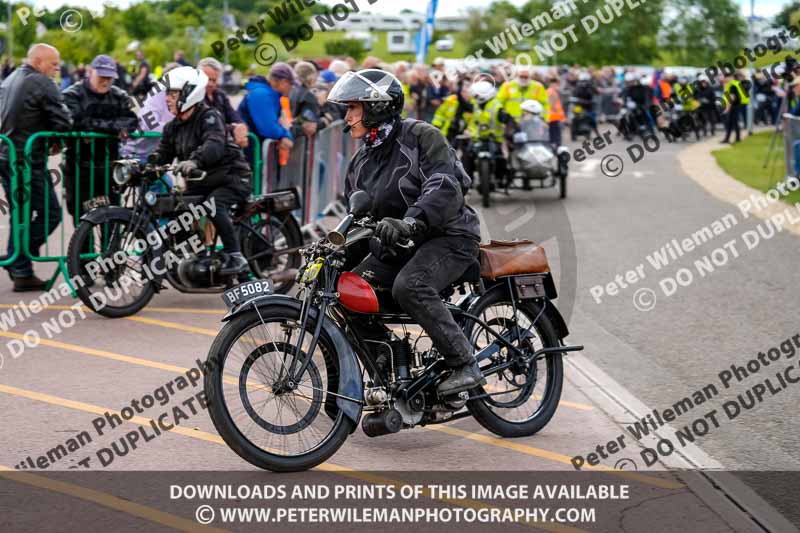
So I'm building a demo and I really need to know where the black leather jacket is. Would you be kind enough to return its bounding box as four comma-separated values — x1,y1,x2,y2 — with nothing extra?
344,118,480,242
0,64,72,163
151,102,251,190
62,79,138,170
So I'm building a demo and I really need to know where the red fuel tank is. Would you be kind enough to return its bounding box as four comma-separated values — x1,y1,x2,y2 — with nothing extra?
337,272,379,313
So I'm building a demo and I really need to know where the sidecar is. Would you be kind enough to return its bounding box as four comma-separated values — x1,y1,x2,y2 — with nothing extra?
509,117,570,198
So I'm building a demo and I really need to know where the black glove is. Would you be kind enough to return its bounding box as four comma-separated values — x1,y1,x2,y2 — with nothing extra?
176,159,199,176
375,217,414,248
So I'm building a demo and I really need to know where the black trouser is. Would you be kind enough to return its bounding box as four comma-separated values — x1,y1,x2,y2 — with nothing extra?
188,178,250,255
549,122,562,147
699,106,717,136
0,160,61,277
723,103,742,142
353,235,480,368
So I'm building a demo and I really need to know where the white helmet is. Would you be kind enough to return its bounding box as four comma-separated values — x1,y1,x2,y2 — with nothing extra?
471,80,497,104
578,72,591,81
162,66,208,113
520,99,543,115
624,72,637,82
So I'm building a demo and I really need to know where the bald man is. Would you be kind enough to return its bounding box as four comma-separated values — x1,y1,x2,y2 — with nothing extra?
0,43,72,291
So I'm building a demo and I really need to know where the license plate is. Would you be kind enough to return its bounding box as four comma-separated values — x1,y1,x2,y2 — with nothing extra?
222,279,273,309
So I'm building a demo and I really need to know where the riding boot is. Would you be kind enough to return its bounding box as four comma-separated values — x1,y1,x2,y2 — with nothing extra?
437,358,486,396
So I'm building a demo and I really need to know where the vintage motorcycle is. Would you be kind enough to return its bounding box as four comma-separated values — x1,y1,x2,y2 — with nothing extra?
66,159,303,318
203,191,583,472
569,96,595,141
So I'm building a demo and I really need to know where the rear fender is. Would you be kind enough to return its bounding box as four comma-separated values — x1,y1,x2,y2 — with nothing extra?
222,294,363,425
477,277,570,340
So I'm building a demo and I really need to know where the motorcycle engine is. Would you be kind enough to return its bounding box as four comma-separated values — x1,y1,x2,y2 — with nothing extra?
176,253,223,288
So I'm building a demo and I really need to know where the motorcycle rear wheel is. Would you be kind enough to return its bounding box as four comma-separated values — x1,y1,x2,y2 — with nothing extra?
463,289,563,438
205,307,355,472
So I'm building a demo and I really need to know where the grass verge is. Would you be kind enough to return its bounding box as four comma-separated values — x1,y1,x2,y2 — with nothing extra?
711,131,800,203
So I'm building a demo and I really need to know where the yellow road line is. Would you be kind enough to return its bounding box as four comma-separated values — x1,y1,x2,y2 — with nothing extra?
0,464,231,533
482,383,593,411
125,316,220,336
1,318,674,490
0,304,225,315
0,331,189,374
0,384,590,533
0,382,225,445
130,318,595,412
426,424,683,490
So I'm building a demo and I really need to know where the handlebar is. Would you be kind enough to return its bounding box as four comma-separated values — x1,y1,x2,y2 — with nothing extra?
130,160,208,180
325,215,413,249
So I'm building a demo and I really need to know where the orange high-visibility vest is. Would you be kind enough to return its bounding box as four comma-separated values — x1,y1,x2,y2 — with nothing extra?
547,86,565,122
659,80,672,101
279,96,293,166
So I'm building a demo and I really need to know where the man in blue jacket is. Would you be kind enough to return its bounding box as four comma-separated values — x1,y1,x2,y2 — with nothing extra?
238,62,295,168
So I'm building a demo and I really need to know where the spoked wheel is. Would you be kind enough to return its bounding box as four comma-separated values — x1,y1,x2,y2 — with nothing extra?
204,307,355,472
241,214,302,294
66,215,156,318
463,289,563,437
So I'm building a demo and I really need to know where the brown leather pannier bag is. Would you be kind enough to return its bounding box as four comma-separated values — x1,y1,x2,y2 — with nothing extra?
479,239,550,280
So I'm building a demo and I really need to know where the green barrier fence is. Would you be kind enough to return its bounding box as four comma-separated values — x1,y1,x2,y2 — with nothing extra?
0,134,21,268
19,131,262,292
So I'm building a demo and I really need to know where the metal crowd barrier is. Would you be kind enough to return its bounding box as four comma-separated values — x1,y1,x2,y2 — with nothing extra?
7,120,358,289
258,121,356,227
0,134,21,267
15,131,262,289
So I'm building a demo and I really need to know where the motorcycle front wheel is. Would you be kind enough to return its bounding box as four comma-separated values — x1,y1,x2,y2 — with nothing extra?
463,288,563,438
66,214,156,318
204,306,356,472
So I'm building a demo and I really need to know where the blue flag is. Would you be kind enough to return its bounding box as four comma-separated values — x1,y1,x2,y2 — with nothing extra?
415,0,438,65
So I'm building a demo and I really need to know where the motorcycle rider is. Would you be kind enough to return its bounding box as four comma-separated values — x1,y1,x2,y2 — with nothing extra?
672,76,702,141
572,71,601,137
327,69,486,396
619,73,654,136
149,66,252,275
431,79,474,146
465,80,510,186
496,66,550,123
695,74,718,137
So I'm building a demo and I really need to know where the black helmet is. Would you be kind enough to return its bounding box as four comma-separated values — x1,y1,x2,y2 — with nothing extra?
327,69,404,128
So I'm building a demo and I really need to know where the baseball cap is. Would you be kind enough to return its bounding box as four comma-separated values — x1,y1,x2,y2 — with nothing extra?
269,62,299,86
90,55,118,79
320,69,337,84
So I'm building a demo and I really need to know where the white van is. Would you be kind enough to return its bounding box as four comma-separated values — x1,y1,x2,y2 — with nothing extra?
387,31,415,54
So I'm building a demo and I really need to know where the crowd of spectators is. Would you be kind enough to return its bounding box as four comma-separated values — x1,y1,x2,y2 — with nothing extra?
1,40,799,290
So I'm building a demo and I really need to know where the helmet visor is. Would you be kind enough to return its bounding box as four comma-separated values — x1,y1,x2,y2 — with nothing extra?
327,71,394,104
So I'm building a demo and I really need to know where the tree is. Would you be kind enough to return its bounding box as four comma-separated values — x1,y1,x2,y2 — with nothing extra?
775,2,800,28
660,0,746,66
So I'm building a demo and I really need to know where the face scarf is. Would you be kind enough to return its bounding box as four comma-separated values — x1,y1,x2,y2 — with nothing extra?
364,117,397,149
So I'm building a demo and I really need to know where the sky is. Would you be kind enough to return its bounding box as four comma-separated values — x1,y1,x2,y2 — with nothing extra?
29,0,788,20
